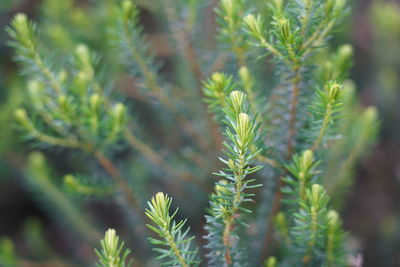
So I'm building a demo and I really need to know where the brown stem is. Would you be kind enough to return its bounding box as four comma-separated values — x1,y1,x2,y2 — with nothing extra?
261,70,302,261
124,130,208,192
93,150,141,215
164,2,223,150
286,71,301,158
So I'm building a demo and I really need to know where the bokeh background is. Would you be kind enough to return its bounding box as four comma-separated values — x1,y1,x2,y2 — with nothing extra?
0,0,400,266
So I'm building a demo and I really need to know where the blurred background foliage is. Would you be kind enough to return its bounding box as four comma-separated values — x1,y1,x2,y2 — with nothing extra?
0,0,400,266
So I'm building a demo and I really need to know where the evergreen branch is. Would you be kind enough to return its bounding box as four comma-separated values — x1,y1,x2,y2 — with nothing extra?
113,0,212,153
216,0,248,66
204,91,263,265
292,184,330,264
326,211,346,266
283,150,320,205
14,109,81,149
95,229,132,267
7,14,63,93
203,73,280,169
326,107,379,195
243,14,287,62
309,81,345,150
64,174,116,197
145,192,200,266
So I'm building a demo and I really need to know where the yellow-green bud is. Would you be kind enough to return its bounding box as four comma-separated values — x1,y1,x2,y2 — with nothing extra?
212,72,224,84
363,106,378,123
327,210,340,227
28,80,42,95
90,94,101,111
122,0,134,18
75,44,94,78
310,184,324,206
28,80,44,107
325,0,335,15
12,13,29,37
207,72,229,95
215,180,230,197
334,0,346,11
229,90,245,114
322,61,334,81
113,103,126,122
58,70,67,84
104,229,118,252
243,14,263,38
228,159,236,170
300,150,314,171
239,67,254,91
58,95,68,111
338,44,353,62
221,0,235,23
277,18,291,42
273,0,284,12
326,81,343,101
77,71,88,83
14,108,30,128
237,113,251,146
63,174,76,187
28,152,46,170
265,256,277,267
239,67,250,83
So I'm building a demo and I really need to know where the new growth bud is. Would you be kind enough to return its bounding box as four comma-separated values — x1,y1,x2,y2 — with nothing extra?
300,150,314,171
266,257,277,267
90,94,101,112
104,229,118,253
277,18,291,42
14,108,31,129
236,113,252,147
74,44,94,79
229,90,246,114
221,0,235,19
327,210,340,227
326,81,343,101
310,184,326,207
12,13,29,38
28,80,44,107
120,0,137,23
338,44,353,62
363,106,378,123
243,14,264,38
239,67,254,90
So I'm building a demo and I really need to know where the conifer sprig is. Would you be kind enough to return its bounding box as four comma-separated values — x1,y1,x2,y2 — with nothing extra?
95,229,132,267
204,90,263,265
309,81,345,150
145,193,200,266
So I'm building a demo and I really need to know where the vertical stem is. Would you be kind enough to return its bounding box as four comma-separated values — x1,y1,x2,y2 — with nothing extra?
165,231,189,267
93,150,142,216
163,1,223,149
287,70,302,157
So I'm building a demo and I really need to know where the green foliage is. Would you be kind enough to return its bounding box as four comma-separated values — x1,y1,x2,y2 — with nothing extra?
145,192,200,266
204,90,262,265
95,229,132,267
4,0,380,266
8,14,126,151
